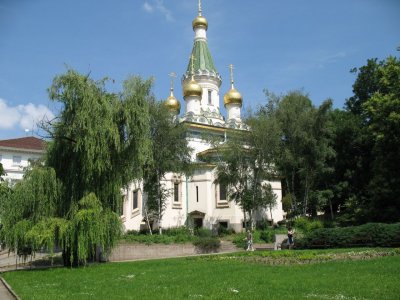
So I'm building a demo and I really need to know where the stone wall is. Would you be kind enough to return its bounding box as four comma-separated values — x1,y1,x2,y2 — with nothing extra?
108,241,238,262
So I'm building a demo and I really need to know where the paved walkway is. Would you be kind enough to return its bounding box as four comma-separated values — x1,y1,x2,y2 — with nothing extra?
0,278,17,300
0,249,50,300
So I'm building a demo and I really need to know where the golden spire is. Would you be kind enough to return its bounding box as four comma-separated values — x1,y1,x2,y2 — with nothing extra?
165,72,180,113
224,64,243,107
183,54,202,98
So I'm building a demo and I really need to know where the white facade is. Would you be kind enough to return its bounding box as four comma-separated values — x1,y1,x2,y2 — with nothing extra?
0,137,44,184
121,7,284,232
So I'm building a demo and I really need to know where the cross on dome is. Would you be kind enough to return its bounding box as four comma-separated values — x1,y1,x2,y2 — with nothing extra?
168,72,177,92
198,0,202,16
229,64,235,88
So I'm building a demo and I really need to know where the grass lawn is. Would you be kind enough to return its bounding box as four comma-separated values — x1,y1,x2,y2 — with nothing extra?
2,249,400,299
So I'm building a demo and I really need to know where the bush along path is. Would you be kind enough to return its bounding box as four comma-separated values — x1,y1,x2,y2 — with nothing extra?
198,248,400,265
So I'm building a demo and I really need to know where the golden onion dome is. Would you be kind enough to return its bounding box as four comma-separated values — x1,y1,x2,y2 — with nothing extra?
192,16,208,30
183,78,203,98
165,92,180,112
224,87,243,107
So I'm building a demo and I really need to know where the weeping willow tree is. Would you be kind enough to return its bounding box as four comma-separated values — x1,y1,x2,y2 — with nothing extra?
0,69,152,266
0,166,62,258
44,70,152,214
1,168,120,266
62,193,121,266
45,70,151,264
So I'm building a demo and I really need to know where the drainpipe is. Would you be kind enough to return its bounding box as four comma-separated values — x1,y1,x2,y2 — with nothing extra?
186,175,189,226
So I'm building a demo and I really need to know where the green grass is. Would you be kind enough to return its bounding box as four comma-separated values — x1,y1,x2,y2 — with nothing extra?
2,249,400,299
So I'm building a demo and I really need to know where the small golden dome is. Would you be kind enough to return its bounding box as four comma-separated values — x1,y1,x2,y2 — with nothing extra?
165,93,180,112
192,16,208,30
183,78,203,98
224,87,243,107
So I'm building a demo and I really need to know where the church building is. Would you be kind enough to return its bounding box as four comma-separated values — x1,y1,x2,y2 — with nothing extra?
121,2,284,232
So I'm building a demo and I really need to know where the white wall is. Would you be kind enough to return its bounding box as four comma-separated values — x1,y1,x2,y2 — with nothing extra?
0,149,42,183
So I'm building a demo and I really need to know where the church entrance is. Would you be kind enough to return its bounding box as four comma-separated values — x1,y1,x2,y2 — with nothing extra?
193,217,203,229
189,210,206,229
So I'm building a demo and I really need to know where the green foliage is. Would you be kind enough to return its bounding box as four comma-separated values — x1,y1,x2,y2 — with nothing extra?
162,226,191,236
1,70,151,266
296,223,400,249
0,162,5,179
216,226,235,236
273,91,335,217
121,226,195,244
143,99,191,232
259,230,275,243
294,217,323,234
25,217,67,255
45,69,151,214
0,166,61,255
192,237,221,253
210,124,279,228
337,55,400,223
63,193,122,265
195,228,213,238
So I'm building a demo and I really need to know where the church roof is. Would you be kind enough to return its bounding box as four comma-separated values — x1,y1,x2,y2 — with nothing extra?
186,40,218,76
0,137,46,151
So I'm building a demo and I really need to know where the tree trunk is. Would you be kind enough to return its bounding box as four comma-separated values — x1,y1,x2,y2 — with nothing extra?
144,205,153,235
243,208,247,231
303,174,309,216
329,197,334,220
157,173,162,235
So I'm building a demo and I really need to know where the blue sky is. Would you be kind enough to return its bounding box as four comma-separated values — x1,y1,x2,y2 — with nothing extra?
0,0,399,139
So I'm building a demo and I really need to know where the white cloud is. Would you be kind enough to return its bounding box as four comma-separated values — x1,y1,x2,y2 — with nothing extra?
0,98,55,131
0,99,20,129
142,0,174,22
143,2,154,13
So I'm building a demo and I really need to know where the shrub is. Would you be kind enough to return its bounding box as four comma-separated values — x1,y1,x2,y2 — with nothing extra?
217,226,235,237
260,230,275,243
232,233,247,249
193,237,221,253
121,228,195,244
163,226,191,236
277,220,287,226
125,230,140,235
195,228,213,238
295,223,400,249
256,219,270,230
294,217,323,234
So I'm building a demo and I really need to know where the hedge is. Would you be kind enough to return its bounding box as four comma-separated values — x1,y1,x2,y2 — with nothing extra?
295,223,400,249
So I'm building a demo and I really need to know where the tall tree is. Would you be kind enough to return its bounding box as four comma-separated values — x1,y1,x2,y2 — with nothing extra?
143,100,192,234
361,56,400,221
273,91,334,217
338,55,400,223
1,69,153,265
45,70,151,214
321,109,373,224
210,111,280,229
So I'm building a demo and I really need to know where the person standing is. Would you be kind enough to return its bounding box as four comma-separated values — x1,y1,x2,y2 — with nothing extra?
287,227,294,249
246,230,254,251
